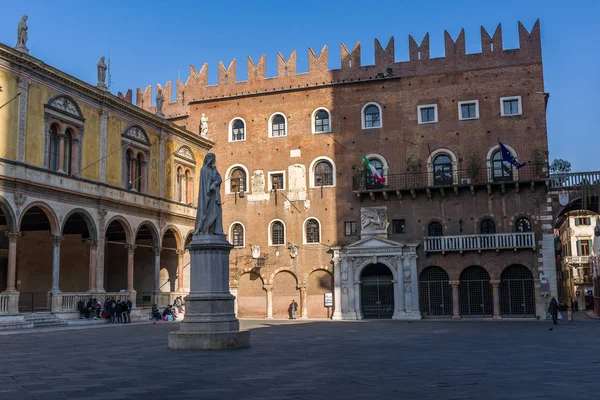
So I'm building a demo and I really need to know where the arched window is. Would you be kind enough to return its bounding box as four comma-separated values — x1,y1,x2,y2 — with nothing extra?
365,158,385,189
314,109,330,133
492,150,513,182
369,158,384,177
63,128,72,175
185,169,192,203
230,168,246,193
176,166,183,202
122,126,150,192
271,114,286,137
135,153,144,192
480,218,496,234
231,119,245,141
271,221,285,245
314,161,333,186
126,149,135,189
433,154,453,186
48,124,60,171
428,221,443,237
231,223,244,247
305,219,320,243
363,104,381,128
515,217,532,232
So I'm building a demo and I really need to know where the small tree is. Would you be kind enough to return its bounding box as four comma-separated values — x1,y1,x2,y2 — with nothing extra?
549,158,572,174
466,153,481,181
353,157,366,189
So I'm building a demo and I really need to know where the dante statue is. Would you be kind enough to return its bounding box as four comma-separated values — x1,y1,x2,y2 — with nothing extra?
156,89,164,116
194,153,223,235
200,113,208,136
97,57,107,86
16,15,28,49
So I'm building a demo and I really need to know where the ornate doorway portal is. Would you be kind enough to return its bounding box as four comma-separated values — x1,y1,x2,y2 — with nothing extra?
360,263,394,319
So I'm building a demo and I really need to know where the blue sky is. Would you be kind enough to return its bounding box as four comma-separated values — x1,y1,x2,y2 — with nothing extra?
1,0,598,171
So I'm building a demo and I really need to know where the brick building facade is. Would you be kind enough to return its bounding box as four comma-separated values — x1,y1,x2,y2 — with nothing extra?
137,20,557,319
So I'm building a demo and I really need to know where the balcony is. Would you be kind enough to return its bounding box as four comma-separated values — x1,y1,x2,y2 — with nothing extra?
549,171,600,190
423,232,536,253
353,164,547,196
565,256,591,265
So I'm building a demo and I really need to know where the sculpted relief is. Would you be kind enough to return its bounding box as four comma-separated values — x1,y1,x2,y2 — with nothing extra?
360,207,389,235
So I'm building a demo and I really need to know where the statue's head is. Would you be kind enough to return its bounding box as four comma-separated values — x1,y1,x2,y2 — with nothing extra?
204,152,216,168
158,88,163,94
101,56,105,62
22,15,28,21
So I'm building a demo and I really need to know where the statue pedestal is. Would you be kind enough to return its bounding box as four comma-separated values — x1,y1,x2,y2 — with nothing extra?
15,44,28,54
168,234,250,350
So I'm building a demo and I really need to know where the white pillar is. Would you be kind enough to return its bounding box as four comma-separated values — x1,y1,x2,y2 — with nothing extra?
230,287,239,317
397,255,405,312
176,250,185,292
264,284,273,319
5,232,20,293
299,286,307,318
332,248,343,320
153,246,161,302
402,256,412,312
354,281,362,319
51,236,63,292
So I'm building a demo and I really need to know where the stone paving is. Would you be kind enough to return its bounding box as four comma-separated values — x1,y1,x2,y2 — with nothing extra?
0,318,599,400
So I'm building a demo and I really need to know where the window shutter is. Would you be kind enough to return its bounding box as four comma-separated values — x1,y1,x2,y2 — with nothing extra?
577,240,582,256
575,219,580,226
586,217,591,225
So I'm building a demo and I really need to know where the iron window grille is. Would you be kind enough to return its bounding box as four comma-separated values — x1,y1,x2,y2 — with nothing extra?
480,219,496,234
315,161,333,186
314,109,330,132
345,221,358,236
428,221,443,237
271,222,284,245
305,219,320,243
232,224,244,247
392,219,405,234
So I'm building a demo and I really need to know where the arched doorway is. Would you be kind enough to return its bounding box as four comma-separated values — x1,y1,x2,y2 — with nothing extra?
18,205,57,312
104,219,130,293
160,228,179,293
134,223,158,306
419,266,452,318
459,266,492,317
500,265,536,317
272,270,299,318
306,270,333,318
360,263,394,319
237,271,266,318
61,212,94,292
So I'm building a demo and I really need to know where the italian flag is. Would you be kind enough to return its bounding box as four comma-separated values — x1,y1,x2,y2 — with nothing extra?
363,155,385,183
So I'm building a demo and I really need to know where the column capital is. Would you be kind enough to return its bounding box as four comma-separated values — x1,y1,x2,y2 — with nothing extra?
86,239,99,248
51,236,63,246
176,249,186,257
6,231,21,242
263,284,273,292
152,246,162,255
298,285,307,291
490,280,501,287
449,280,460,287
125,244,136,252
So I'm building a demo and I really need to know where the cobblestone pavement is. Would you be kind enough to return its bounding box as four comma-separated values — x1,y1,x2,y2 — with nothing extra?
0,318,599,400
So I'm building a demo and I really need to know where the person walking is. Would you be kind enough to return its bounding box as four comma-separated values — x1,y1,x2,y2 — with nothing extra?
125,297,133,323
548,297,559,326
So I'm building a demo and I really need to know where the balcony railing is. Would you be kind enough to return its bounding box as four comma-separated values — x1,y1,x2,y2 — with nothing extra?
424,232,536,253
353,164,546,192
549,171,600,189
565,256,591,265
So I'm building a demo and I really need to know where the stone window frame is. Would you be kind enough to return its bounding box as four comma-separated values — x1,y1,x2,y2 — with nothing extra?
417,104,438,124
486,144,520,183
173,146,196,204
228,117,247,142
500,96,522,117
303,217,322,245
479,217,497,234
458,100,480,120
268,170,286,191
268,219,286,246
426,148,458,186
364,153,389,182
311,107,332,134
121,125,150,193
268,112,288,138
515,216,532,232
224,164,250,195
308,156,336,188
44,94,85,176
229,221,246,248
427,220,444,237
361,102,382,129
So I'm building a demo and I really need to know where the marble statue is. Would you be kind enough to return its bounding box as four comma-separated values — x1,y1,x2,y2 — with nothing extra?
97,57,107,88
200,113,208,136
16,15,28,52
194,153,223,235
156,89,164,117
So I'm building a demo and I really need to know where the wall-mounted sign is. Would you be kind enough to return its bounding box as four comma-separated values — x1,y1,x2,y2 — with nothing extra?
587,290,593,296
324,292,333,307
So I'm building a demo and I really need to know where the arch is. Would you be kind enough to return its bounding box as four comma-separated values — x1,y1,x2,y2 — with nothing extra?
515,216,532,232
268,267,298,286
486,143,520,182
364,153,389,182
311,107,332,134
361,102,382,129
268,112,288,138
479,217,497,234
309,156,336,187
233,267,266,287
459,265,492,317
46,94,84,119
18,201,60,236
303,217,322,244
228,117,247,142
104,215,134,245
160,225,183,249
122,125,150,145
134,220,159,245
175,145,196,163
419,266,452,318
0,195,17,232
61,208,98,240
302,266,333,286
268,219,286,246
354,258,398,283
236,269,267,318
359,263,395,319
426,148,458,186
305,267,334,318
500,264,536,317
229,221,246,248
224,163,250,194
427,220,444,237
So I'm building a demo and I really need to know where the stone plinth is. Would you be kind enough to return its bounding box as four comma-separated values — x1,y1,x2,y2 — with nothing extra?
168,234,250,350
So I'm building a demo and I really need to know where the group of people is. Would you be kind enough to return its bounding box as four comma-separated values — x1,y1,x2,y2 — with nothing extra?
76,297,133,324
151,296,185,322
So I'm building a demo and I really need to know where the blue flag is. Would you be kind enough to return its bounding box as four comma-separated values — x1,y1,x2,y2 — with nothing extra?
499,141,526,170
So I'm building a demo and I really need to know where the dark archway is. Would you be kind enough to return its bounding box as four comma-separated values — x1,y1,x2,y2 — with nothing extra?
104,219,129,293
459,266,492,318
160,229,179,293
360,263,394,319
500,265,536,318
419,266,452,318
60,212,93,292
134,223,158,305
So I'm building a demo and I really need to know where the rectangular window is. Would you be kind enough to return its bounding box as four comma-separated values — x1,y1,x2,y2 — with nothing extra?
418,104,438,124
391,219,405,234
577,240,592,256
575,217,591,226
458,100,479,120
269,172,285,190
345,221,358,236
500,96,522,116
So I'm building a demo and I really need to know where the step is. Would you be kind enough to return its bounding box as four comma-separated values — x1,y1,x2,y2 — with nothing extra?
0,321,34,331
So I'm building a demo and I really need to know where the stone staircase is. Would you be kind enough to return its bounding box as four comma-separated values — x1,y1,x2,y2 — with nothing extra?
23,312,68,328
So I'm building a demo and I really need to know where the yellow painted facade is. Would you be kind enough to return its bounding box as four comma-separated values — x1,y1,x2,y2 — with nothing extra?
80,104,100,181
0,69,18,160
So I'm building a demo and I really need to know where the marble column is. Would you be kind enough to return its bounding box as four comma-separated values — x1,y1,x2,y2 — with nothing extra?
5,232,20,292
491,280,502,320
57,133,65,173
230,287,239,317
51,236,63,292
450,280,461,320
264,284,273,319
354,281,362,319
153,247,161,302
176,250,185,292
402,257,412,312
88,240,98,292
95,238,105,292
331,248,343,320
396,256,405,312
126,244,136,293
299,286,307,318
